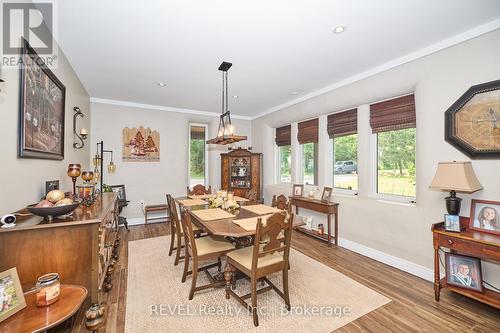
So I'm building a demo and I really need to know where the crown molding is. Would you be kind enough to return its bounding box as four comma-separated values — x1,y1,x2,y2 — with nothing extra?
251,18,500,120
90,97,253,120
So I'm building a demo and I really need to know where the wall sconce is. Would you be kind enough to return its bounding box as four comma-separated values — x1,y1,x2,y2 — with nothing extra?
73,107,88,149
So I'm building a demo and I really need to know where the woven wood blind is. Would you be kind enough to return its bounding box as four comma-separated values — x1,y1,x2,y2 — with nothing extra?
327,109,357,138
297,118,319,144
275,125,291,146
190,126,206,140
370,94,416,133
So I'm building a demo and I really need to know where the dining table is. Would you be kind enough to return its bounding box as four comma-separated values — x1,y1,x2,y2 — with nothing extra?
175,196,285,246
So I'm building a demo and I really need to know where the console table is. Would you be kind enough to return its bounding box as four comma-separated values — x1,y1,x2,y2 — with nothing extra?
432,218,500,309
289,196,339,246
0,285,87,333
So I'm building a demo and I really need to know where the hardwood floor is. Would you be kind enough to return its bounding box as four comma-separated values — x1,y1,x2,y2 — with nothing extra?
84,223,500,333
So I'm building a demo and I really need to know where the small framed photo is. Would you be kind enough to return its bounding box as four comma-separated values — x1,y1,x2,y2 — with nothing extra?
445,253,483,293
470,199,500,235
321,187,332,203
444,214,461,232
45,180,60,195
0,267,26,323
292,184,304,197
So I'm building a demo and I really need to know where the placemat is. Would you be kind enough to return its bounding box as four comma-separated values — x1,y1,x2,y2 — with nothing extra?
241,204,282,215
191,208,234,221
188,194,212,199
233,196,250,202
233,214,273,231
177,198,208,207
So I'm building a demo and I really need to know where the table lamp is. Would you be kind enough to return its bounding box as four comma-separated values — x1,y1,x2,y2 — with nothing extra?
429,161,482,215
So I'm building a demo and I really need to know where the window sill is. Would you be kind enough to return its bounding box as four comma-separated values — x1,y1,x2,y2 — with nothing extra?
375,199,416,207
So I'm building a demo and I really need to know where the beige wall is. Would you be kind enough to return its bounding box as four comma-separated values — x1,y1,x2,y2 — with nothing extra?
90,102,252,220
0,42,90,213
252,29,500,284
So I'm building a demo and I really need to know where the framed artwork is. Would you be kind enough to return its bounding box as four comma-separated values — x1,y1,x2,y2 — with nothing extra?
0,268,26,323
292,184,304,197
469,199,500,235
122,126,160,162
19,38,66,160
445,79,500,158
444,214,461,232
445,253,483,293
45,180,60,195
321,187,332,203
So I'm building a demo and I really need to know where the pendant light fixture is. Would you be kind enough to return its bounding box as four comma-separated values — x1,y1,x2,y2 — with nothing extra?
206,61,247,145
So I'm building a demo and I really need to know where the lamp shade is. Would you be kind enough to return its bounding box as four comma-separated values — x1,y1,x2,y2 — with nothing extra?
429,161,482,193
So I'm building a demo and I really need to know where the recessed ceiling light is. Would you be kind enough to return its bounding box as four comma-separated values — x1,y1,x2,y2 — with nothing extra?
157,82,166,87
232,95,239,99
333,25,346,34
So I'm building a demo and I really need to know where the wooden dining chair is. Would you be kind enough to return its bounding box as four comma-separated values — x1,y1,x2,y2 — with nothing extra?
179,207,236,300
224,211,293,326
166,194,204,266
271,194,288,210
187,184,212,196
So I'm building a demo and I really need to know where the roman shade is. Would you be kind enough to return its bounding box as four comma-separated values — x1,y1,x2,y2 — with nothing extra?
327,109,357,138
370,94,416,133
275,125,291,146
297,118,319,144
190,126,206,140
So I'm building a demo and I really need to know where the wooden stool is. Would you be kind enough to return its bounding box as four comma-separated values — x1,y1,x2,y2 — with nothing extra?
144,204,169,224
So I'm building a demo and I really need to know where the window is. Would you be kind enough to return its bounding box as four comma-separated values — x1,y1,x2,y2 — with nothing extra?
279,145,291,183
370,94,416,199
333,134,358,190
298,118,319,185
376,128,416,197
189,124,207,187
275,125,292,183
302,142,318,185
328,109,358,191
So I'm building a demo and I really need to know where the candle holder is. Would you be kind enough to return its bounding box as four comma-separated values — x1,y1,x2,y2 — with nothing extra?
67,164,81,197
73,107,88,149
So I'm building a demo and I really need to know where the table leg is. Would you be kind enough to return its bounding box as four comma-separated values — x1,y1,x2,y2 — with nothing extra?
433,241,441,302
334,208,338,246
295,205,299,215
224,264,233,299
327,214,332,247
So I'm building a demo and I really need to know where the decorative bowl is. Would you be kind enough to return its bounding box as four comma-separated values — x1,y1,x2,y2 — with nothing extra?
27,202,80,220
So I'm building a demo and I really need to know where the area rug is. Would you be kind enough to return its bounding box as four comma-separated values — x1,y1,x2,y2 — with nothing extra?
125,236,390,332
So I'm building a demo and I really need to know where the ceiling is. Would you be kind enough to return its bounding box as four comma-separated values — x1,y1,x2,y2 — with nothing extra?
54,0,500,118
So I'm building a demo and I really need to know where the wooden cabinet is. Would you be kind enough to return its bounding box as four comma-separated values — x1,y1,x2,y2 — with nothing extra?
0,193,120,329
221,148,262,201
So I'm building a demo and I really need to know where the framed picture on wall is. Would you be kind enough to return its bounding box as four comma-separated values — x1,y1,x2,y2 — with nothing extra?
469,199,500,235
0,267,26,323
45,180,60,195
19,38,66,160
292,184,304,197
445,253,483,293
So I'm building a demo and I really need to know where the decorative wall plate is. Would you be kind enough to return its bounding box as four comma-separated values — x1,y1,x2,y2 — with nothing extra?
445,79,500,158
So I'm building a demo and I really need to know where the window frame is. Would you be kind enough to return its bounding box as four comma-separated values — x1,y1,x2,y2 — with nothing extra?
332,134,359,196
188,123,209,188
370,130,416,203
301,142,318,186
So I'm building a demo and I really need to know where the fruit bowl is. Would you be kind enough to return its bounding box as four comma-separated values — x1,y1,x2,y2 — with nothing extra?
27,202,80,220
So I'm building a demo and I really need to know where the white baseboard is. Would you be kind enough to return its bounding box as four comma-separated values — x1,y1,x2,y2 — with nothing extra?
123,216,168,226
338,237,434,282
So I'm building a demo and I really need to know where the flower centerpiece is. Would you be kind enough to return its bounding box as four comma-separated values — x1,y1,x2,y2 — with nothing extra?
208,194,239,212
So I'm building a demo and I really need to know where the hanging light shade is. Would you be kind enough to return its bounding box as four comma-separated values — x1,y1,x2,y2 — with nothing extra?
206,61,247,145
